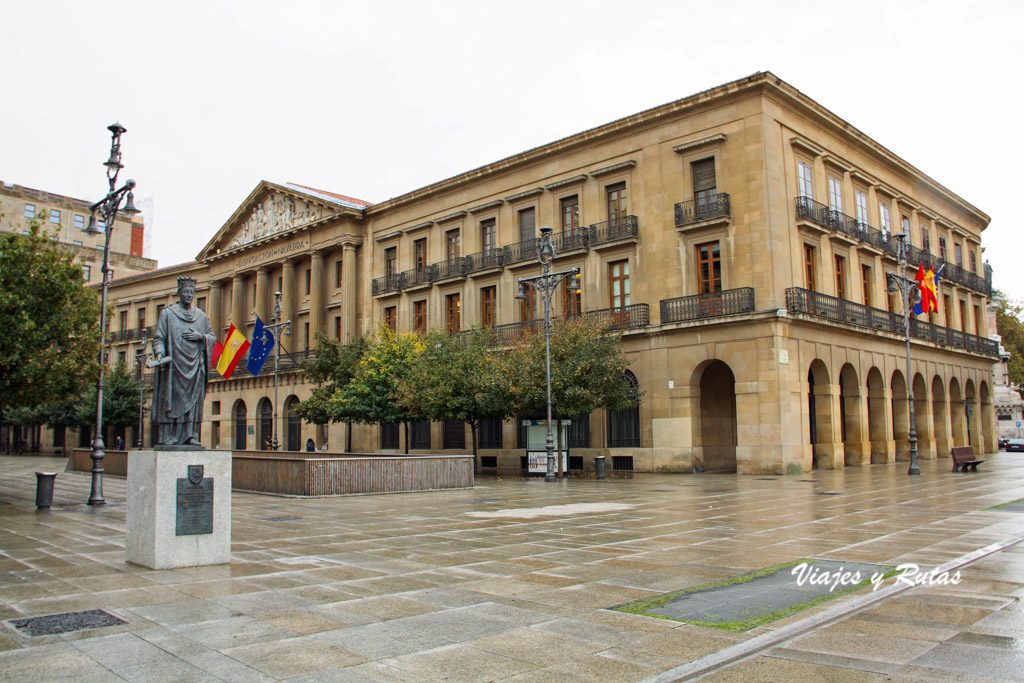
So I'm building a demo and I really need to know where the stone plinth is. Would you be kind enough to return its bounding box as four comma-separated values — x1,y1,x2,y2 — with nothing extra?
126,450,231,569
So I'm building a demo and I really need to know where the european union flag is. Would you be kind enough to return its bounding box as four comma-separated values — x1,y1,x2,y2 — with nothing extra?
247,316,275,377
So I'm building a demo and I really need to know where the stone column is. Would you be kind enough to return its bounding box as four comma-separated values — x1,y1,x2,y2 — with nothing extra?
310,251,324,348
231,274,245,330
282,260,295,335
208,281,223,337
915,390,935,460
255,267,269,324
342,245,357,342
813,383,844,469
871,387,895,464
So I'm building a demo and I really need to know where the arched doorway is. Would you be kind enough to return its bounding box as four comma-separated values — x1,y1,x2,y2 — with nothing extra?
932,376,949,459
258,398,274,450
698,360,737,473
866,368,890,463
965,379,979,452
949,377,964,447
607,370,640,448
913,373,932,459
980,381,995,454
891,370,909,460
233,400,247,450
840,364,867,466
285,395,301,452
808,360,837,469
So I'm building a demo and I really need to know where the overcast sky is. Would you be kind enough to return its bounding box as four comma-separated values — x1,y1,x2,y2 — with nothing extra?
3,0,1022,303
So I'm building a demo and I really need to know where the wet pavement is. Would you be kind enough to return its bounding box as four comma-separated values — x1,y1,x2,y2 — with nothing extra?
0,453,1022,681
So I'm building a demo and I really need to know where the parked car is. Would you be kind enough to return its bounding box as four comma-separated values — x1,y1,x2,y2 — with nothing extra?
1006,439,1024,453
999,438,1009,450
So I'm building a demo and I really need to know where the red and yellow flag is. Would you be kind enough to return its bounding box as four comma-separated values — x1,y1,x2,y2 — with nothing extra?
216,323,250,379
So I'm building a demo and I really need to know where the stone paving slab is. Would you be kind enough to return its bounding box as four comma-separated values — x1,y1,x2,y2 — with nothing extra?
2,453,1023,681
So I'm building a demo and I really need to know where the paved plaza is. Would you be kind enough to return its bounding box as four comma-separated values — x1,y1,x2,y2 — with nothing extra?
1,453,1023,682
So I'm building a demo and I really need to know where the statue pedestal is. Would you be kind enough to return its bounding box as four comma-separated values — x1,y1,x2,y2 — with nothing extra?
126,450,231,569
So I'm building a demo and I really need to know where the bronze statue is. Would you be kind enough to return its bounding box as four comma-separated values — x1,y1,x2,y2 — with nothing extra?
150,277,216,448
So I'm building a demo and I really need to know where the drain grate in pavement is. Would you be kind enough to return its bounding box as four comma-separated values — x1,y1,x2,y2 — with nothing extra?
612,559,890,632
814,492,841,496
9,609,127,637
260,515,304,522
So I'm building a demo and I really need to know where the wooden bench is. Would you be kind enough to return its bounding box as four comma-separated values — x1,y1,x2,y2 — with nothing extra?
951,446,984,472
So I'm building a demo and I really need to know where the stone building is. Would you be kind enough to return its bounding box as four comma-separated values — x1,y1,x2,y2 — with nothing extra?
85,72,998,473
988,295,1024,441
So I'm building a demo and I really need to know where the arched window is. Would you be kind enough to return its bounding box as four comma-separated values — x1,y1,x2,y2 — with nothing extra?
259,399,274,450
286,396,301,451
233,401,247,450
607,371,640,447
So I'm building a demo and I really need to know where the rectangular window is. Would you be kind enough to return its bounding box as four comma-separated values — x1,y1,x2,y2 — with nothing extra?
921,226,931,254
384,306,396,332
82,264,91,281
563,271,581,316
381,423,399,450
304,322,310,350
901,215,911,237
335,260,343,288
414,238,427,271
72,240,82,246
861,264,872,307
98,219,107,232
481,286,496,327
609,259,630,308
156,303,164,318
446,293,461,333
827,176,843,213
518,207,535,244
560,195,580,233
696,242,722,294
446,229,460,261
24,204,35,219
944,294,952,327
120,310,128,330
197,297,206,312
481,219,497,253
969,249,977,273
879,204,892,234
855,190,869,227
305,268,311,295
834,255,846,300
955,243,963,268
804,245,816,291
413,300,427,334
137,308,146,330
50,209,61,225
974,304,982,336
939,236,948,262
606,182,627,224
118,351,127,365
385,246,397,277
519,286,536,322
334,315,341,339
797,161,813,199
692,158,717,216
74,215,85,230
107,269,114,281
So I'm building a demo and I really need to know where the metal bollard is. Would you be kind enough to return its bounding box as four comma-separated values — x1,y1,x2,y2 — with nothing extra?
35,472,57,509
595,456,606,480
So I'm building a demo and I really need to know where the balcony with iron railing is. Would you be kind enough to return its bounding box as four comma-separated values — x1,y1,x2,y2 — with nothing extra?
785,287,999,357
470,303,650,346
794,197,991,296
212,349,315,381
675,193,731,227
371,272,406,295
591,215,639,246
660,287,754,323
464,247,505,274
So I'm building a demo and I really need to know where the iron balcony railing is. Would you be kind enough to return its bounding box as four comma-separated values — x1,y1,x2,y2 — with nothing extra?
552,227,589,252
464,247,505,273
660,287,754,323
794,197,992,297
404,265,436,287
472,303,650,346
675,193,731,227
214,349,315,380
434,257,467,280
785,287,999,357
505,237,540,265
371,272,405,295
591,215,638,245
109,326,155,343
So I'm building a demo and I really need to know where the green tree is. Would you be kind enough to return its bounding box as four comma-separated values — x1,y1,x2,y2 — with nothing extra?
995,294,1024,391
0,217,101,417
397,327,513,464
294,332,369,427
75,361,143,431
507,317,639,477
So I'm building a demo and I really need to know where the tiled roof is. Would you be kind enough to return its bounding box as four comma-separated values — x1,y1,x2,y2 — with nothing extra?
286,182,373,209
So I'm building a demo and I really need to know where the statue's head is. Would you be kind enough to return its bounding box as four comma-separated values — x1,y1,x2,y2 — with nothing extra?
177,277,197,305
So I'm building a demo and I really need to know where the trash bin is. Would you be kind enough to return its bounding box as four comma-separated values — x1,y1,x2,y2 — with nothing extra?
594,456,606,480
35,472,57,509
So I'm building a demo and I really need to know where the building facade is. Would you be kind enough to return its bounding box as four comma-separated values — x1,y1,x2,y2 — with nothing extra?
988,296,1024,441
80,72,998,473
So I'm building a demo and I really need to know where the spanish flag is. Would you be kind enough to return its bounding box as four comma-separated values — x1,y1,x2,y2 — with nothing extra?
216,323,250,379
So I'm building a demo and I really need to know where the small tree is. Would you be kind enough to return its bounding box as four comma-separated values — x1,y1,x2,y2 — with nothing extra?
294,332,369,443
397,327,513,464
0,217,101,417
75,361,142,434
507,317,639,477
995,294,1024,392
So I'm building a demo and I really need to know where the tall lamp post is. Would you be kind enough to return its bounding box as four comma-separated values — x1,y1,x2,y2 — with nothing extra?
962,397,973,447
266,291,290,450
516,226,579,482
886,232,921,476
84,123,140,505
134,328,153,448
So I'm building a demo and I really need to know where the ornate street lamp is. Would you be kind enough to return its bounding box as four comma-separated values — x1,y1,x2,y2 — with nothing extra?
84,123,140,505
266,291,290,450
887,233,921,476
134,328,153,448
516,226,579,482
962,397,973,446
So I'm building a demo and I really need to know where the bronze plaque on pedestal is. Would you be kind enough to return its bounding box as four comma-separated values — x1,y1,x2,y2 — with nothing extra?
176,465,214,535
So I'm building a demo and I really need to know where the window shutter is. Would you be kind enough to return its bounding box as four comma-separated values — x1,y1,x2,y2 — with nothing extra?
519,208,535,244
692,158,717,193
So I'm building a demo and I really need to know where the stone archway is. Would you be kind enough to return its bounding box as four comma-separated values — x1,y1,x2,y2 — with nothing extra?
233,399,247,450
980,381,995,454
913,373,934,459
840,364,869,466
891,370,909,461
808,360,840,469
949,377,965,447
867,368,892,463
697,360,737,473
258,397,274,450
932,376,950,459
965,379,980,453
285,395,302,452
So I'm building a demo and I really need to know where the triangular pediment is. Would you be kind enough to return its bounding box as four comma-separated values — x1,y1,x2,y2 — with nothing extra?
197,181,368,261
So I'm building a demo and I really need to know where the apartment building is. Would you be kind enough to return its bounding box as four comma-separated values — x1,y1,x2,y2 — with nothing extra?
86,72,997,474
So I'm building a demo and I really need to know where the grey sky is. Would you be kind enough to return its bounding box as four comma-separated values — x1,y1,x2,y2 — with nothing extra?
3,0,1022,303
